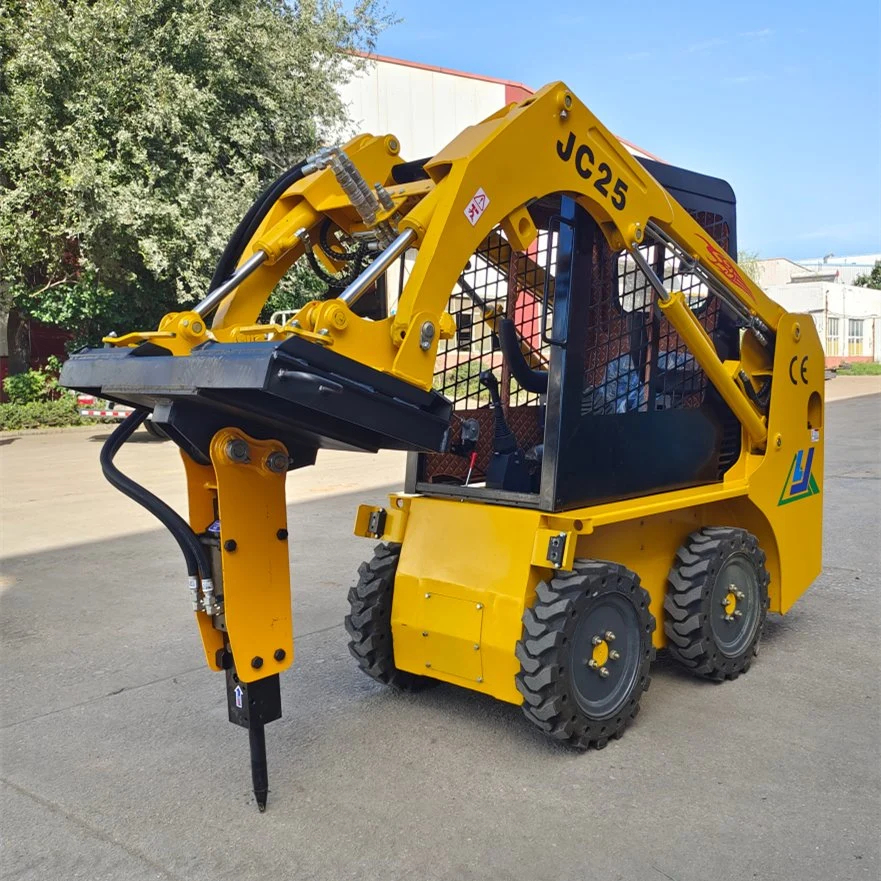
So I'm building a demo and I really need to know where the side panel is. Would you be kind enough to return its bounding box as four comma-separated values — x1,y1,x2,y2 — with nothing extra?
392,497,544,704
743,313,824,611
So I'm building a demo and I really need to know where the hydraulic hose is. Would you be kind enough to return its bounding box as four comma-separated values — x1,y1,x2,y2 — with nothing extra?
209,160,308,293
100,411,210,579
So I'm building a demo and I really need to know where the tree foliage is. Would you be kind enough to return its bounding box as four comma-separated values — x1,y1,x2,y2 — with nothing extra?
0,0,389,347
853,260,881,290
737,249,761,284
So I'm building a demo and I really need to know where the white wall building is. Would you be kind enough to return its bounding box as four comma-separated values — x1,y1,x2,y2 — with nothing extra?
797,255,880,287
338,53,664,162
756,258,838,288
763,282,881,365
758,255,881,364
756,255,881,288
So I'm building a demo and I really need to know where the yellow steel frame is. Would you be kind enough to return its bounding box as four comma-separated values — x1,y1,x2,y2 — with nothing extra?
104,83,779,414
182,430,293,682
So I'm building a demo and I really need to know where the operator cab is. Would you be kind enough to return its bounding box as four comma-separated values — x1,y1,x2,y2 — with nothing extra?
410,159,743,511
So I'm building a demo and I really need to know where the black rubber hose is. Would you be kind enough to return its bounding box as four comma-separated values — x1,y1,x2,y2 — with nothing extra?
209,160,308,293
100,411,210,579
497,318,549,394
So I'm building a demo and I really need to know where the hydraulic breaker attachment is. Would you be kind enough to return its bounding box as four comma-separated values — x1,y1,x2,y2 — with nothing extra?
183,429,293,811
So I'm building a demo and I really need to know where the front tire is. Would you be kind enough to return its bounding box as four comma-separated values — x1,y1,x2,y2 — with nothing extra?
515,561,655,750
345,543,437,692
664,527,769,680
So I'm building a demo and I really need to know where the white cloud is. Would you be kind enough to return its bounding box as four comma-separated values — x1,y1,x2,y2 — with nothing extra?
740,28,774,39
688,37,726,53
724,73,771,84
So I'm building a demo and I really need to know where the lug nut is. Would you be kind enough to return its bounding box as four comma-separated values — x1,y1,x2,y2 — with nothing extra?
604,631,616,642
592,636,604,646
587,659,598,669
599,667,610,678
735,590,745,600
733,610,743,619
609,650,620,661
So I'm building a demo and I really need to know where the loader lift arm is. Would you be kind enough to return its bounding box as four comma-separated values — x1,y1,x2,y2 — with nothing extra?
61,81,785,810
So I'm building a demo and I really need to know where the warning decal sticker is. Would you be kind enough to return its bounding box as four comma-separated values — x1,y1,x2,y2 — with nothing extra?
464,188,490,226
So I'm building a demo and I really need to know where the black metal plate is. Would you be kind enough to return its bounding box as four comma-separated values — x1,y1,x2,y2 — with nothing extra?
60,337,452,462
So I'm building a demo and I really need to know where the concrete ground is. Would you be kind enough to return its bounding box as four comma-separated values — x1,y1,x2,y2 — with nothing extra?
823,373,881,401
1,390,879,881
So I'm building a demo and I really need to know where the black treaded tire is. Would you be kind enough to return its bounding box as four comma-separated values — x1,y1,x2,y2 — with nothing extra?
515,560,656,750
664,527,769,681
345,542,437,691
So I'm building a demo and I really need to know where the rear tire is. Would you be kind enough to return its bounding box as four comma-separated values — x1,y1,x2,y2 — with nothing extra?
515,561,655,750
345,543,437,692
664,527,769,681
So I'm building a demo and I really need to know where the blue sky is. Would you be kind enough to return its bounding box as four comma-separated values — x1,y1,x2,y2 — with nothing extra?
372,0,880,259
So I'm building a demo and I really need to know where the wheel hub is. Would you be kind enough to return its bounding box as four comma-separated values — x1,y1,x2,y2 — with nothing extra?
590,634,611,668
710,558,759,657
571,599,641,720
721,584,746,620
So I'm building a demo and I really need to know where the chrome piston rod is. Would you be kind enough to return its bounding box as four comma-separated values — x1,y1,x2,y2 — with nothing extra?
194,227,307,318
338,228,416,307
194,250,268,317
193,219,412,319
644,221,773,342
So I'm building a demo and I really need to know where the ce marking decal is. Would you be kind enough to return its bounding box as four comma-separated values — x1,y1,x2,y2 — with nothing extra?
789,355,809,385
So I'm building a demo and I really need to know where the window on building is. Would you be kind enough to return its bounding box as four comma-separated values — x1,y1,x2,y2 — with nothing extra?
826,317,840,356
848,319,864,356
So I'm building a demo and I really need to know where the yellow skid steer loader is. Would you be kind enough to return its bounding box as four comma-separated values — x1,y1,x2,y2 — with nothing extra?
61,82,824,811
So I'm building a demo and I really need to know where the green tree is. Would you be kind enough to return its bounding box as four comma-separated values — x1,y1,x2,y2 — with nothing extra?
0,0,390,364
853,260,881,290
737,249,761,284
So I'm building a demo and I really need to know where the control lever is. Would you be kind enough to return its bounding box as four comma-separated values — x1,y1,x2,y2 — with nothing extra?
479,371,517,454
458,418,480,486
